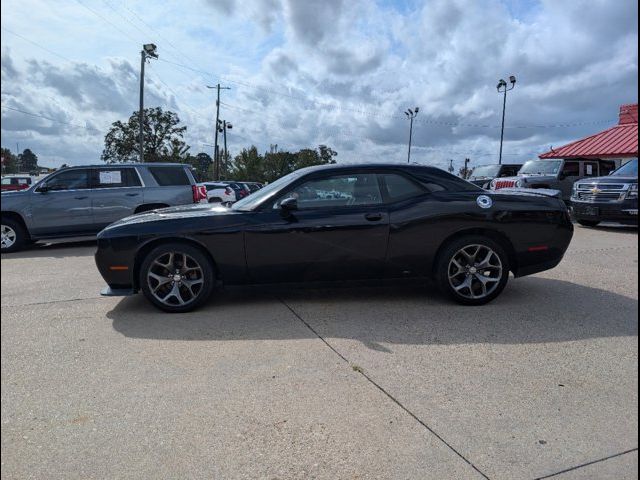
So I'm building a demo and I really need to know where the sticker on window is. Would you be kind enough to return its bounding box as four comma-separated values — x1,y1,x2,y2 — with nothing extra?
586,165,593,175
99,170,122,184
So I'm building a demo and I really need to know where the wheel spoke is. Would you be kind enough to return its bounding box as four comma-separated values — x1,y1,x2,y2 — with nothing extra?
448,244,503,300
147,251,205,307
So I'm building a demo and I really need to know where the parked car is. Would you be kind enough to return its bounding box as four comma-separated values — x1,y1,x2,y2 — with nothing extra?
468,164,522,189
490,158,618,201
95,163,573,312
1,175,34,192
570,158,638,227
1,163,206,253
200,182,236,205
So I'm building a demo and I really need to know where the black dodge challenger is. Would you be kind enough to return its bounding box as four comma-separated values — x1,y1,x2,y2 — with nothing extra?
95,163,574,312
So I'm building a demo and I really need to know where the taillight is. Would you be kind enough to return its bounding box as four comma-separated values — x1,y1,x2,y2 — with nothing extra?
192,185,207,203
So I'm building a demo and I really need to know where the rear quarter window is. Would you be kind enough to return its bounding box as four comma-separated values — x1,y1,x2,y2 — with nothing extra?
148,167,191,186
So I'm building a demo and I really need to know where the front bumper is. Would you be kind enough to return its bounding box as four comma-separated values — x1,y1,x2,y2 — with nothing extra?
571,198,638,224
101,286,135,296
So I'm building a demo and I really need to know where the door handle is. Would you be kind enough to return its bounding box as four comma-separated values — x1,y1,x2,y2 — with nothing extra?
364,213,383,221
74,196,88,200
125,193,140,197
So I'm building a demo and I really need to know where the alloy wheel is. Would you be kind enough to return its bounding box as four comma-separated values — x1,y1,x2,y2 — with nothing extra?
447,244,503,300
1,225,17,250
146,251,205,307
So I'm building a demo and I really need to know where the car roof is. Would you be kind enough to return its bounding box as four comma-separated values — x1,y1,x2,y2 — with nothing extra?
58,163,187,169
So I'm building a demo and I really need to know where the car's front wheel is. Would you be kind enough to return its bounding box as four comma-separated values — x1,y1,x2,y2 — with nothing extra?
1,218,28,253
139,243,215,313
436,236,510,305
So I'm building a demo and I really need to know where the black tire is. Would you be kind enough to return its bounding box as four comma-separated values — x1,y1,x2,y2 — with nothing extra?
1,218,28,253
139,243,215,313
577,219,600,227
435,235,510,305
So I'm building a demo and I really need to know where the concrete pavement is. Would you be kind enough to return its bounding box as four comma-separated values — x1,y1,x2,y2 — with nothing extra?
1,225,637,479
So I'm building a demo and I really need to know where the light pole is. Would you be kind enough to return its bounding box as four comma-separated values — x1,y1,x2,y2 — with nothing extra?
217,120,233,179
496,75,516,165
138,44,158,163
206,84,231,180
404,107,419,163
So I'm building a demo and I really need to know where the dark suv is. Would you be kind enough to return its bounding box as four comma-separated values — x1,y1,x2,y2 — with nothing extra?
1,163,205,252
571,158,638,227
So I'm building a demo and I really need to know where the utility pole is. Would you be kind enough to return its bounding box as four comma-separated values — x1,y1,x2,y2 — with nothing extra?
217,120,233,180
207,84,231,180
404,107,419,163
138,44,158,163
448,159,455,174
496,75,516,165
463,158,470,179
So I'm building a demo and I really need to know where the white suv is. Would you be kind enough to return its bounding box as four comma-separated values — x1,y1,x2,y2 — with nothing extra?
200,182,236,205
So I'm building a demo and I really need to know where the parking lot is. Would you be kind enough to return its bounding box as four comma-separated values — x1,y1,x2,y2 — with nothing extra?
1,225,637,479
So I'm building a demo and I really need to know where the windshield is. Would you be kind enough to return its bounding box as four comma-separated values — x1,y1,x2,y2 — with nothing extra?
611,158,638,177
231,169,308,211
519,160,562,175
470,165,501,179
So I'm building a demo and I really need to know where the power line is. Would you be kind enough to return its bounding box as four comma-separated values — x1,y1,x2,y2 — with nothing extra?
1,27,75,63
1,105,102,132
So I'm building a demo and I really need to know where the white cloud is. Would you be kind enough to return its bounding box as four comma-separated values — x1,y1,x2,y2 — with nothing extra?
0,0,637,170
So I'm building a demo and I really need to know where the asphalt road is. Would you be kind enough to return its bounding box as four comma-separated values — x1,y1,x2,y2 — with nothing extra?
1,225,638,479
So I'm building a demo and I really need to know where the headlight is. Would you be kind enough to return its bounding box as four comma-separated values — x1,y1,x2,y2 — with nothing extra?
571,183,579,198
515,179,523,188
627,184,638,199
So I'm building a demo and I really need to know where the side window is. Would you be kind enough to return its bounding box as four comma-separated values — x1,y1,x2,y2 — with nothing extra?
504,166,519,176
43,170,90,191
275,173,382,209
381,174,425,202
600,161,617,175
582,161,599,177
562,161,580,177
93,168,142,188
148,167,190,186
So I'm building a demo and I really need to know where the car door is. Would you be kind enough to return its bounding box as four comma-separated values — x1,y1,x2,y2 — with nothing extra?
244,171,390,283
558,160,581,199
91,167,144,230
29,168,94,236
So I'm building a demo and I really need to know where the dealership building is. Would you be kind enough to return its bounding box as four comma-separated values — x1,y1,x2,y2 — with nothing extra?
539,103,638,168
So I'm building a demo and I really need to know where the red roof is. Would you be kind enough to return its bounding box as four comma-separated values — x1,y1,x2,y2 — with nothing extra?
540,104,638,159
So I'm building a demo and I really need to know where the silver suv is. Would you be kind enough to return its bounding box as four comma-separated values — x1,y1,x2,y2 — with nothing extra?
490,159,618,201
1,163,204,252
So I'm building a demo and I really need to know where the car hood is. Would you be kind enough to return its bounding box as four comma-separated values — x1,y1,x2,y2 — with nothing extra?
576,175,637,184
496,174,557,183
102,203,236,231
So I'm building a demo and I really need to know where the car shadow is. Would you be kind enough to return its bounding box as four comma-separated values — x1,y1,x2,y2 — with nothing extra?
108,277,637,346
575,223,638,234
0,239,96,259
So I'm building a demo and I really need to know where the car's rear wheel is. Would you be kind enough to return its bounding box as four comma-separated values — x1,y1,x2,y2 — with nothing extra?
577,219,600,227
1,218,27,253
436,236,510,305
139,243,215,313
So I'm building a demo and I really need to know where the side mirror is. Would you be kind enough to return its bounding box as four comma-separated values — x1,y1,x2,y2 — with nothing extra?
36,184,49,193
280,197,298,212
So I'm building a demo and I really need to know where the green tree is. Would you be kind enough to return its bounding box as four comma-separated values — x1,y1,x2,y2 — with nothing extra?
318,144,338,164
1,148,18,174
262,150,297,183
184,152,213,182
101,107,189,163
18,148,38,173
229,146,264,181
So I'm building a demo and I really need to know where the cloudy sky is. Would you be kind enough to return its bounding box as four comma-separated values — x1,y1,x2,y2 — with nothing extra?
1,0,637,170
